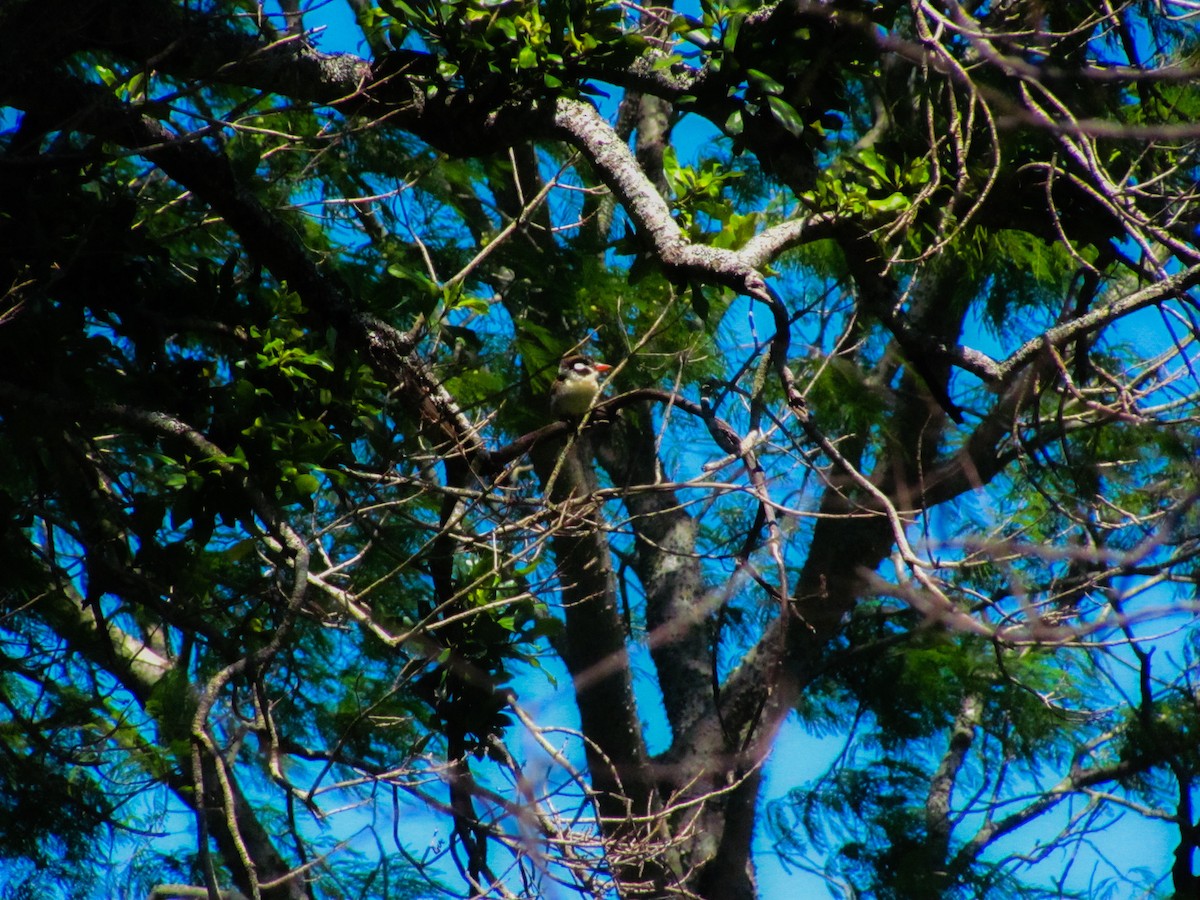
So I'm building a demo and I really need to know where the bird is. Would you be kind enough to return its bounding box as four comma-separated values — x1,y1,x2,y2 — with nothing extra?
550,354,612,420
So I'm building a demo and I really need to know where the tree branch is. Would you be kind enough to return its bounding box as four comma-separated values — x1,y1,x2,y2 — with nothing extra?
552,98,774,303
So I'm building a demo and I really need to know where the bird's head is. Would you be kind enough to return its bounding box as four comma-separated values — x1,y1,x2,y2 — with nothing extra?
551,354,613,419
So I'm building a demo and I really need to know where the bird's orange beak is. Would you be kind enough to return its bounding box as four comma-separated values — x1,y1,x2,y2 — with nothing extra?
593,362,613,372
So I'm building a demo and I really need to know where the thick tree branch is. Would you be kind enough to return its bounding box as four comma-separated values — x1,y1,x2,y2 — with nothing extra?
595,411,713,744
529,434,671,894
31,577,309,899
926,694,981,874
552,98,774,302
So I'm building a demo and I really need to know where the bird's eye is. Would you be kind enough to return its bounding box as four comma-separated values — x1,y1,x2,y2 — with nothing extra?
573,362,589,373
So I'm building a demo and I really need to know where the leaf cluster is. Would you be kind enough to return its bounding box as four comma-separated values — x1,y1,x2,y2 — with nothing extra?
379,0,643,96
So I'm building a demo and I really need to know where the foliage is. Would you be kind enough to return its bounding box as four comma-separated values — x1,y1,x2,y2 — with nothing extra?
2,1,1200,898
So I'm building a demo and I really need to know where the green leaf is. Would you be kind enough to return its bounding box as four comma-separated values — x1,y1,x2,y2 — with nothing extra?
225,539,258,561
451,295,491,315
292,473,321,496
723,13,744,51
857,148,887,179
867,192,909,213
746,69,785,96
766,95,806,137
94,64,117,87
